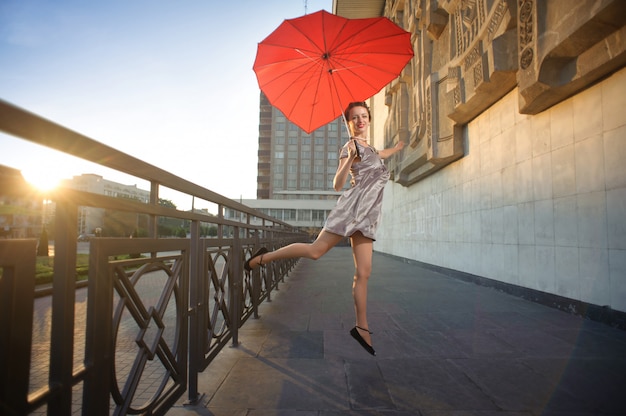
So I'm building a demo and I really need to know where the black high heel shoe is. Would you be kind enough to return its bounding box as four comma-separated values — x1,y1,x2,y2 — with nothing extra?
244,247,268,272
350,326,376,356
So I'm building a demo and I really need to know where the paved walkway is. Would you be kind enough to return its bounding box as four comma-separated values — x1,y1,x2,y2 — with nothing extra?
168,247,626,416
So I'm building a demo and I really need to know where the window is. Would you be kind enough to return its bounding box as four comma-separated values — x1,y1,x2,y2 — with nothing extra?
301,151,311,159
312,210,326,221
299,210,311,221
275,151,284,159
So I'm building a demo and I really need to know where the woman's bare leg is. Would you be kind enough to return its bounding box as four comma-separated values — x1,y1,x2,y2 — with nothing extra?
350,232,374,346
246,230,343,269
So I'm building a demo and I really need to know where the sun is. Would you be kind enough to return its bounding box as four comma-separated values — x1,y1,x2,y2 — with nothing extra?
22,168,62,192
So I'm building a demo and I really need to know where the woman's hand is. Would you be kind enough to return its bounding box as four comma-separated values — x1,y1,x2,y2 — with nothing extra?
347,138,359,159
378,140,406,159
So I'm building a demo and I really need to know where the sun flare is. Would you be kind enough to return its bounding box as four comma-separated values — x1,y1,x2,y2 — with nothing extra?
22,168,62,192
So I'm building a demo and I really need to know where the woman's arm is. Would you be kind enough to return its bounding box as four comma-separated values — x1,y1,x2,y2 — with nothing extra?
333,141,357,191
378,140,405,159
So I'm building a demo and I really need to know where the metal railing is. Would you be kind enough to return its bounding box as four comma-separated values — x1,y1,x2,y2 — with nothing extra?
0,99,309,415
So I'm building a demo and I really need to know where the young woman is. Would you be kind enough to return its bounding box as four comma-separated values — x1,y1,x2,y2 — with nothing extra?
245,101,404,356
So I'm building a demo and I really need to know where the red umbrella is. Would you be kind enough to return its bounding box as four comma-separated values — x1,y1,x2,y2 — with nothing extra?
253,10,413,134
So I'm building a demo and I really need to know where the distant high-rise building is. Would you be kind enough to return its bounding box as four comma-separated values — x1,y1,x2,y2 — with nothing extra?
231,93,352,235
256,92,348,200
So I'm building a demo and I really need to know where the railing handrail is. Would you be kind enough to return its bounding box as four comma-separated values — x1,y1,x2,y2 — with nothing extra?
0,98,297,231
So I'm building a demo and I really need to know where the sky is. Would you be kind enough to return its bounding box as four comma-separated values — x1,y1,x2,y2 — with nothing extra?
0,0,332,210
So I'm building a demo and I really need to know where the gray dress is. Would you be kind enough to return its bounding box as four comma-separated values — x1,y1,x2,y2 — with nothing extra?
323,140,390,241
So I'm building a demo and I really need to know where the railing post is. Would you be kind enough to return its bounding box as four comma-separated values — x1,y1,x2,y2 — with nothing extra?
252,231,262,318
82,238,114,416
47,199,79,415
186,220,204,404
0,240,36,415
231,226,242,346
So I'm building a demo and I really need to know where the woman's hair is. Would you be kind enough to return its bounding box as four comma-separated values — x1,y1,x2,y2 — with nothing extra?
344,101,371,121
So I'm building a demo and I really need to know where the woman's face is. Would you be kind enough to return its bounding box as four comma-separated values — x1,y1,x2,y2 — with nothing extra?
348,106,370,136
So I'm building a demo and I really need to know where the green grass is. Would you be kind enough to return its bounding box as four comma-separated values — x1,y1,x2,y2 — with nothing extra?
34,254,91,286
0,254,144,286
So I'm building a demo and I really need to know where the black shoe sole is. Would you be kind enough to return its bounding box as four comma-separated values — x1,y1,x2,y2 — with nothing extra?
350,327,376,356
244,247,268,271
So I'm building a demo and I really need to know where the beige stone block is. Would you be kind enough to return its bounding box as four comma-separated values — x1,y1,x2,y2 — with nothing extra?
575,134,605,193
602,67,626,132
550,99,574,150
515,119,532,162
501,165,517,206
490,103,503,137
518,202,535,245
478,109,491,144
554,195,578,247
492,208,504,244
502,244,519,284
499,91,517,132
531,111,551,157
491,171,503,208
501,127,516,169
573,84,603,142
532,152,553,200
577,191,608,249
609,249,626,312
516,158,534,203
555,246,580,301
491,132,504,172
535,245,556,294
607,187,626,250
481,210,492,243
480,139,493,174
534,199,555,246
604,125,626,190
579,247,610,306
551,144,576,198
503,205,518,245
518,245,537,290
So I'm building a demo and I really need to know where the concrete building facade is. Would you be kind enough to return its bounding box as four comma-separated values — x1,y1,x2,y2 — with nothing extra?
334,0,626,318
62,173,150,236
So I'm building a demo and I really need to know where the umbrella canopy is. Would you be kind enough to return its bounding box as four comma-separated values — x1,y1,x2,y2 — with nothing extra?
253,10,413,134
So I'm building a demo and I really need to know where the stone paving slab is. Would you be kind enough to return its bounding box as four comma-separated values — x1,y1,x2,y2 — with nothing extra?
167,247,626,416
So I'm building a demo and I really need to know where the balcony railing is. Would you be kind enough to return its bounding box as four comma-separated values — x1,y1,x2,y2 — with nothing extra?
0,99,309,415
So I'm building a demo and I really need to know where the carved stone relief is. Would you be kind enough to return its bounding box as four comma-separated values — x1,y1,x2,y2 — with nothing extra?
380,0,625,187
384,0,518,186
517,0,626,113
